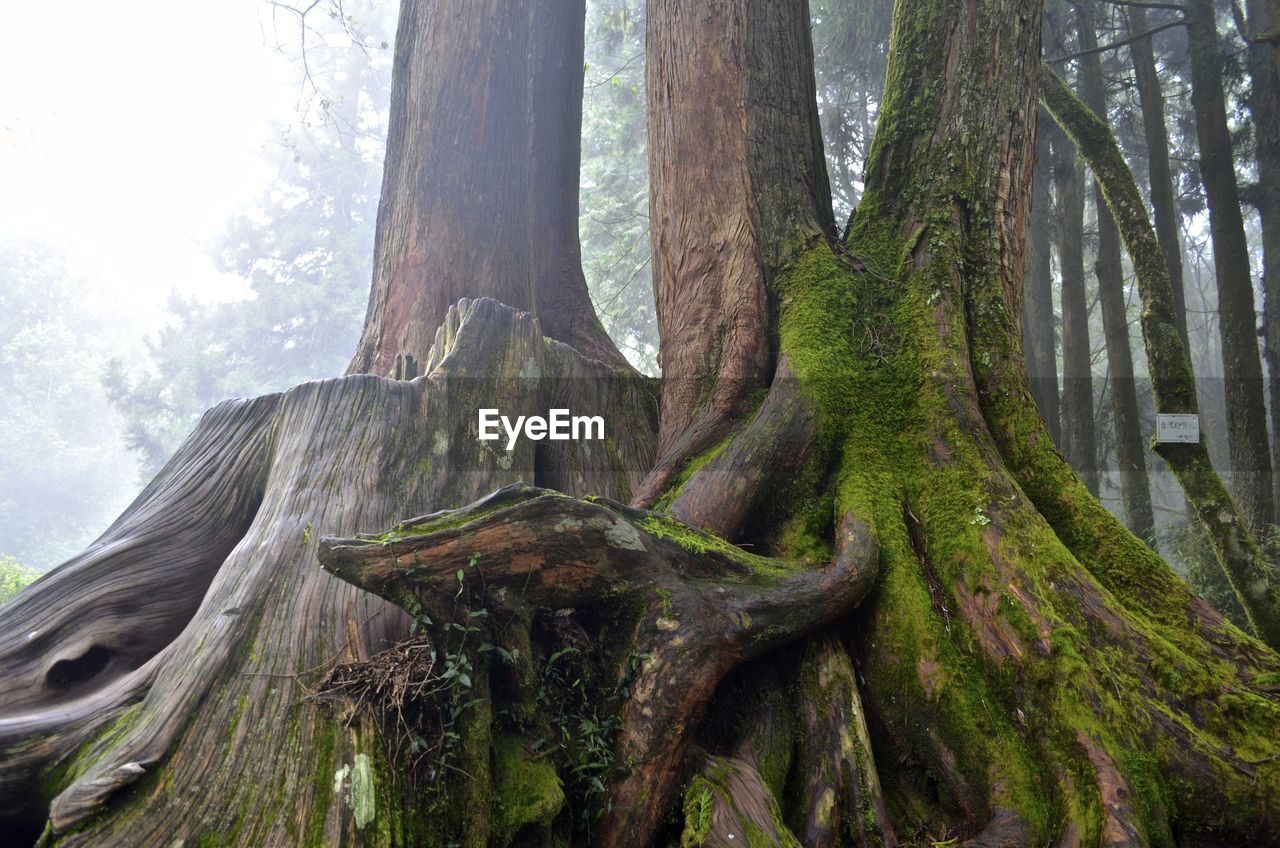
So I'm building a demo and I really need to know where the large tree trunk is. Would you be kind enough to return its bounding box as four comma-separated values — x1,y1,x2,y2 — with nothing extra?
633,0,836,506
348,0,627,374
0,300,654,847
1185,0,1276,531
1077,0,1155,542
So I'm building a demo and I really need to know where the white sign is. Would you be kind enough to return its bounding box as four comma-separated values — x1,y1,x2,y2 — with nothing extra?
1156,413,1200,444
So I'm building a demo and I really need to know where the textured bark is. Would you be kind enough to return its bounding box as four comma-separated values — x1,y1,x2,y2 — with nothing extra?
348,0,626,375
841,0,1280,837
1078,0,1155,542
635,0,835,506
0,300,654,846
1023,114,1062,445
1185,0,1275,531
7,0,1280,845
1042,66,1280,649
1244,0,1280,528
1051,116,1101,495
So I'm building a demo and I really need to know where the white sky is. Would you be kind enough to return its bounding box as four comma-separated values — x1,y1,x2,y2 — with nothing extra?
0,1,303,322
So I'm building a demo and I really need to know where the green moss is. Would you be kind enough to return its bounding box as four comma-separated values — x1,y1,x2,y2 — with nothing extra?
492,734,565,842
679,758,802,848
636,514,795,580
680,778,715,847
653,431,735,513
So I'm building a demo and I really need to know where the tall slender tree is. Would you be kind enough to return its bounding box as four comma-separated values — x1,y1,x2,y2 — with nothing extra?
1023,114,1062,443
1052,110,1102,495
1127,4,1191,350
1078,0,1155,541
1242,0,1280,521
1185,0,1275,530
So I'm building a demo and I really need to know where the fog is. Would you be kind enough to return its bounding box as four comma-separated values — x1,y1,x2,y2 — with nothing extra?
0,1,396,571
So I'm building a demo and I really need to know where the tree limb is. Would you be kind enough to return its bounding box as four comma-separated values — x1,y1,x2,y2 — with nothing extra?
320,485,881,848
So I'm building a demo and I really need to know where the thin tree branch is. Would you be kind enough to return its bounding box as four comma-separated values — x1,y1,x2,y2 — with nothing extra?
1047,17,1186,62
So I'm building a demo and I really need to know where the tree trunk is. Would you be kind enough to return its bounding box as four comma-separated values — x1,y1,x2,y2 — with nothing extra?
1185,0,1276,531
1023,113,1062,445
633,0,836,506
1052,112,1102,496
0,300,654,847
1127,4,1191,351
348,0,628,375
1078,0,1155,542
1244,0,1280,530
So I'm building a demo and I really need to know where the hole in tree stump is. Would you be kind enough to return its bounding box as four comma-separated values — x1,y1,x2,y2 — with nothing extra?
45,644,113,690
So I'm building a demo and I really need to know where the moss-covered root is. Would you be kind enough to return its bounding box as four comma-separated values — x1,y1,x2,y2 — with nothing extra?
321,487,883,848
490,734,565,845
680,756,802,848
1039,65,1280,650
669,356,820,540
792,632,895,848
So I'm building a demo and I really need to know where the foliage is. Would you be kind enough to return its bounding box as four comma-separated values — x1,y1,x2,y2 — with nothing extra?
104,7,393,473
0,238,143,570
581,0,657,372
0,554,39,606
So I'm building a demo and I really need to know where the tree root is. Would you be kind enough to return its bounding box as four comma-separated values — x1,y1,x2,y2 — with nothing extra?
319,489,880,848
668,358,819,540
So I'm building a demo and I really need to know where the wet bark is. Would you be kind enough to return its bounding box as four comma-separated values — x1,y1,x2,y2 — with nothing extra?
635,0,836,506
1078,0,1155,542
1186,0,1275,530
319,488,880,848
348,0,627,375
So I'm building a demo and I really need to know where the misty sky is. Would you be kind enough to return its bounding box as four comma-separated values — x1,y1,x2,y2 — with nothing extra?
1,1,303,321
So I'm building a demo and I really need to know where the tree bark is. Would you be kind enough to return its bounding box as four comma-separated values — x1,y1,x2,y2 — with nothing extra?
1243,0,1280,529
1127,4,1191,351
1052,113,1102,495
634,0,836,506
0,300,654,847
1078,0,1156,542
1185,0,1276,531
1023,113,1062,445
348,0,628,375
5,0,1280,846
